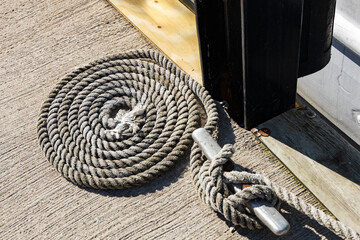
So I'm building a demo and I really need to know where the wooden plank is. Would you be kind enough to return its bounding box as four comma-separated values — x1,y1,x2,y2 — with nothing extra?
108,0,202,84
255,107,360,232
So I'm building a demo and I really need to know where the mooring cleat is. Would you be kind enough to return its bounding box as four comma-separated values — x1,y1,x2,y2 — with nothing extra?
192,128,290,236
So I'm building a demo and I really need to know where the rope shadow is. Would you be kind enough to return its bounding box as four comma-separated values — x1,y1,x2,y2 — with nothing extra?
216,102,236,146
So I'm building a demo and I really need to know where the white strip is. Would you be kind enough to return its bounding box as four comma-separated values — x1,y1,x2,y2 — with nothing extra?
333,11,360,55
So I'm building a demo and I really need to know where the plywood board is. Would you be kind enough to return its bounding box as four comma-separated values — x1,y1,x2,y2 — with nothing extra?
255,108,360,232
108,0,202,84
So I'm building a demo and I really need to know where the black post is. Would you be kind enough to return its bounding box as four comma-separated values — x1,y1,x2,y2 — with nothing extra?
191,0,337,128
195,0,303,129
298,0,337,77
241,0,304,129
195,0,244,123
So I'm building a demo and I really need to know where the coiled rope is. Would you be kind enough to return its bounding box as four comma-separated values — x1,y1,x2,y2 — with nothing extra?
38,49,359,239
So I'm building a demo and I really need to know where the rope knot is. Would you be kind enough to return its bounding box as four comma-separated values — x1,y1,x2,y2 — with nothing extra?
200,144,281,229
208,144,281,217
104,102,146,139
223,171,281,212
209,144,234,194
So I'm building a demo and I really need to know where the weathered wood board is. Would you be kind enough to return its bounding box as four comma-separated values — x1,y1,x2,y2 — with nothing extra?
108,0,202,83
256,108,360,232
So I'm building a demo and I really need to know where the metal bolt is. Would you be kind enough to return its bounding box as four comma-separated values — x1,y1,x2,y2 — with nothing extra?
305,110,316,119
259,128,271,137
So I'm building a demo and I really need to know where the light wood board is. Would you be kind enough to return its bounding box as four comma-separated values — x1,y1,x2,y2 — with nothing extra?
108,0,202,84
255,108,360,232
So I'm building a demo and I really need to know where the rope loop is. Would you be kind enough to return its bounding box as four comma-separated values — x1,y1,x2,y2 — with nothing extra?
208,144,233,195
224,170,281,209
205,144,281,223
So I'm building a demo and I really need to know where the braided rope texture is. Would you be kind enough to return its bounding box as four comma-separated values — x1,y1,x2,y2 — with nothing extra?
38,49,218,189
38,49,359,238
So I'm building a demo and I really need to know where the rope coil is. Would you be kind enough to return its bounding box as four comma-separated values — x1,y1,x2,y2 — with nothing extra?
38,49,359,239
38,49,218,189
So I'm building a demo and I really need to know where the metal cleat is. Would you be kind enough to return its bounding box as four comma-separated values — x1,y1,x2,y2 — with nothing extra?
192,128,290,236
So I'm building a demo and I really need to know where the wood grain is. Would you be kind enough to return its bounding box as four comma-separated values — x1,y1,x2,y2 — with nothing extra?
108,0,202,84
256,108,360,232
